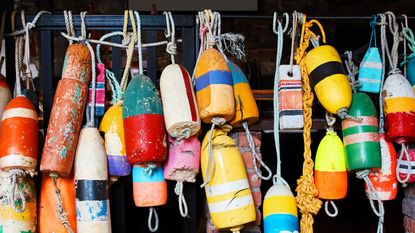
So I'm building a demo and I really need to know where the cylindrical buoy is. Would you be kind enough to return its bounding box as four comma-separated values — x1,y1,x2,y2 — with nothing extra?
366,133,398,200
315,130,348,200
0,77,12,119
397,145,415,184
123,74,166,165
383,72,415,143
38,173,77,233
228,61,259,127
342,92,381,171
160,64,200,138
74,128,111,232
406,57,415,92
132,164,168,207
194,48,235,123
88,63,106,116
99,105,131,177
201,128,256,231
305,45,352,116
0,96,38,171
164,136,200,182
0,170,36,232
41,44,91,177
263,183,299,233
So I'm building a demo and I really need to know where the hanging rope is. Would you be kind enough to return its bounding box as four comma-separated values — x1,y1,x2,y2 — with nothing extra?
14,36,23,96
344,51,361,92
378,13,388,133
164,11,177,64
294,15,324,233
397,143,412,186
134,11,144,76
174,181,188,217
51,173,74,233
385,11,401,75
119,10,137,95
148,207,159,232
9,169,26,213
191,11,209,83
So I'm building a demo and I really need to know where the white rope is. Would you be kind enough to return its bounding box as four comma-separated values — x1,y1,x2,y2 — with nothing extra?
191,12,208,83
174,181,188,217
14,36,23,96
163,11,177,64
134,11,144,75
378,13,388,133
324,200,339,218
50,174,74,233
6,11,51,37
385,11,401,75
344,51,361,92
9,169,27,213
148,207,159,232
397,143,411,186
63,11,75,45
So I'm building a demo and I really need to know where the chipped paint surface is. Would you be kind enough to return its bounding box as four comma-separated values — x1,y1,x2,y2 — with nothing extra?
132,165,167,207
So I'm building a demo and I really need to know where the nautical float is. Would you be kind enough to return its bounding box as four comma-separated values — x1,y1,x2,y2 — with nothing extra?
201,128,256,232
397,145,415,185
0,77,11,119
88,63,105,117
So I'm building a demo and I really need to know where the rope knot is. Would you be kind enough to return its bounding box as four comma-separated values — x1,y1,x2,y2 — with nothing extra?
176,128,191,143
388,67,401,75
122,35,131,46
144,163,157,176
337,108,362,121
166,41,177,56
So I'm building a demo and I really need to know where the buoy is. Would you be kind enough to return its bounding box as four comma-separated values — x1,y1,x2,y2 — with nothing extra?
160,64,200,139
0,77,12,119
263,183,299,233
194,48,235,123
0,170,36,233
366,133,398,200
305,45,352,117
99,105,131,177
0,96,38,171
88,63,105,117
41,44,91,177
397,145,415,184
406,57,415,92
122,74,166,165
342,92,381,171
74,128,111,232
278,65,303,129
201,128,256,232
228,61,259,127
38,173,77,233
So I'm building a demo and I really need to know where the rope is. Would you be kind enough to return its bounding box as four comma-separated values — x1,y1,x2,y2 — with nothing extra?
174,181,188,217
324,201,338,218
134,11,144,75
356,170,384,233
397,142,411,186
378,13,388,134
288,11,302,74
143,163,157,176
164,11,177,64
14,36,23,96
191,11,209,83
9,169,27,213
294,15,323,233
344,51,361,92
148,207,159,232
50,173,74,233
385,11,401,75
119,11,137,93
5,11,51,37
63,11,75,44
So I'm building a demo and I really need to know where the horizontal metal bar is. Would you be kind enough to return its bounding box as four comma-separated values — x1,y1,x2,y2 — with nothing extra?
221,15,415,20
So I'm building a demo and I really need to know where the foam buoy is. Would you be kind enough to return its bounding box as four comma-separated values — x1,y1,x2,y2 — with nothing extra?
99,105,131,177
74,128,111,232
0,170,36,232
305,45,352,118
407,57,415,92
263,183,299,233
194,48,235,123
342,92,381,171
397,145,415,184
41,44,91,177
160,64,200,139
201,128,255,232
0,77,11,119
123,74,166,165
38,173,77,233
366,133,398,200
0,96,38,171
132,164,167,207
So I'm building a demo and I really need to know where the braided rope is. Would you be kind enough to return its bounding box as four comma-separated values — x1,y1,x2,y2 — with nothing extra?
51,174,74,233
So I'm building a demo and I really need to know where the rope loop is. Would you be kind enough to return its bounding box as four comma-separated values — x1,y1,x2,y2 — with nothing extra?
344,51,360,92
9,169,27,213
397,142,411,186
324,200,339,218
148,207,159,232
174,181,189,218
163,11,177,64
50,173,74,233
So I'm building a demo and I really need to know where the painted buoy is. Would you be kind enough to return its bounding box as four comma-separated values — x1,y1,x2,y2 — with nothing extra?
406,57,415,92
88,63,105,116
0,77,12,119
305,45,352,117
358,47,383,93
263,184,299,233
132,164,167,207
201,128,255,231
383,72,415,143
0,96,38,172
41,44,91,177
342,92,381,171
74,128,111,232
123,74,166,165
38,173,77,233
0,170,36,232
228,61,259,127
366,133,398,200
160,64,200,138
315,130,348,200
194,48,235,123
99,105,131,177
397,145,415,184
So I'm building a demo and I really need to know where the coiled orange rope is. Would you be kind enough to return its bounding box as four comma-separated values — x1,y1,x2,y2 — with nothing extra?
294,15,325,233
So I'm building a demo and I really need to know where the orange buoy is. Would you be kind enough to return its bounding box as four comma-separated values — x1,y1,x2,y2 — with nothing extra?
41,44,91,177
0,77,11,119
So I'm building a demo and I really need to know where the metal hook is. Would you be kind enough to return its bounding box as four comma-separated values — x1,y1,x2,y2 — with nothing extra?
272,12,289,35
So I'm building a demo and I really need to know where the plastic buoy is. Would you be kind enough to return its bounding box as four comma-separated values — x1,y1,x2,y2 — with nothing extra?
99,105,131,177
0,77,12,119
407,58,415,92
132,164,167,207
74,128,111,232
41,44,91,177
397,145,415,184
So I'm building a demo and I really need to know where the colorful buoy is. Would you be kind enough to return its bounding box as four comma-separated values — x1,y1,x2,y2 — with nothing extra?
397,145,415,184
88,63,106,117
406,57,415,92
74,128,111,232
0,77,11,119
132,164,167,207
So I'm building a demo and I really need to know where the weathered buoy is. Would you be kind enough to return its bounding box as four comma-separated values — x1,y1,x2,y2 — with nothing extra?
160,64,200,138
0,170,36,233
99,105,131,177
315,130,348,201
407,57,415,92
132,164,167,207
342,92,381,171
194,48,235,123
278,65,303,129
397,145,415,184
305,45,352,117
0,96,38,171
88,63,105,117
263,183,299,233
383,72,415,143
74,128,111,232
38,173,77,233
201,128,255,231
123,74,166,165
228,61,259,127
0,77,12,119
41,44,91,177
366,133,398,200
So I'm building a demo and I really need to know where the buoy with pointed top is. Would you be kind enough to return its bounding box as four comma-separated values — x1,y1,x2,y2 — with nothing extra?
0,77,12,119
